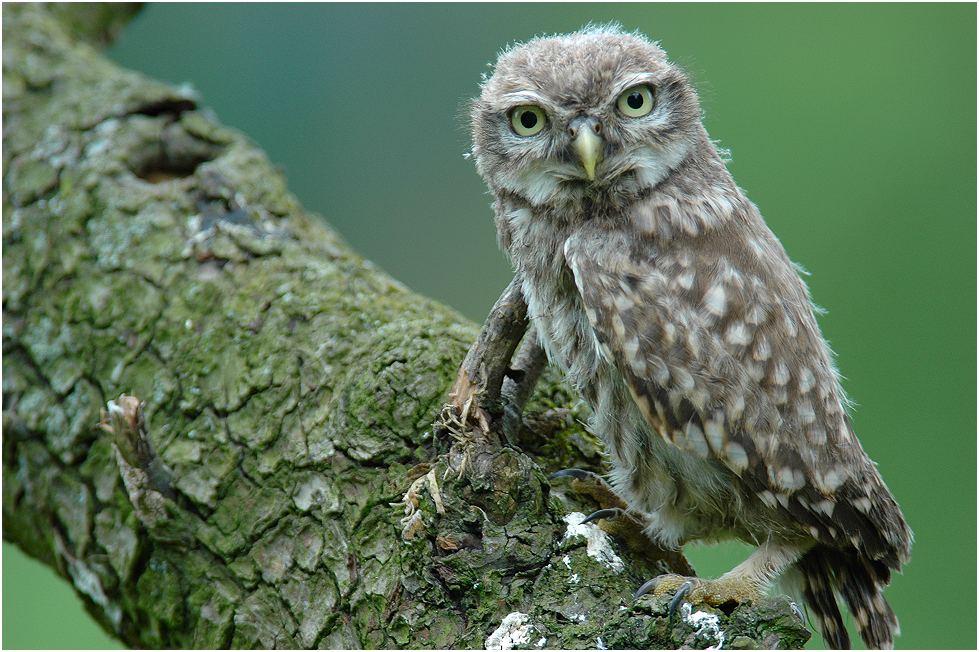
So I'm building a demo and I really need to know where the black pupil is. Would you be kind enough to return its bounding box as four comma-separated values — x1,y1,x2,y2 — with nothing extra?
520,111,538,129
627,91,645,110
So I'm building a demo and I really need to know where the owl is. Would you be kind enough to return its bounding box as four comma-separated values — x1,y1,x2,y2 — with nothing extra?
469,25,911,649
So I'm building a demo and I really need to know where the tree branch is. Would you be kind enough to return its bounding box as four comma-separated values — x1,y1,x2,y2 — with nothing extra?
1,4,810,649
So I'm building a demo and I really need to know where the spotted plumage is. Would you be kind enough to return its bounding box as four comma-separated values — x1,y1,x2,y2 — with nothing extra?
471,25,911,648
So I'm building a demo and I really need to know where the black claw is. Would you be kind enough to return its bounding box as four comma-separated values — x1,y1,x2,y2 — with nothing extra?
581,507,624,525
790,601,807,624
633,577,659,601
668,581,694,620
549,468,596,482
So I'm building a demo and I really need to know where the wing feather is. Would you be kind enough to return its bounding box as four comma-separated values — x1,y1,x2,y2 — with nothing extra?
564,222,908,565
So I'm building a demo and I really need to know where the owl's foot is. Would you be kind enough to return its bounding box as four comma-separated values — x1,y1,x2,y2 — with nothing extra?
448,277,548,444
636,573,763,617
581,507,627,524
549,467,605,483
448,277,529,440
549,468,627,511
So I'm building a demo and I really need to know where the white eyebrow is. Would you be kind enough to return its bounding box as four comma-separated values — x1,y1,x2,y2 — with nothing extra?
611,72,659,97
499,90,549,107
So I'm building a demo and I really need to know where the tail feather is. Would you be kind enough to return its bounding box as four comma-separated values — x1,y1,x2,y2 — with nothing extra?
797,550,851,649
796,547,900,649
836,553,899,649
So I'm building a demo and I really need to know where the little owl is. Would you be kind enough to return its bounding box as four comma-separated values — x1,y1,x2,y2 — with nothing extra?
468,25,911,649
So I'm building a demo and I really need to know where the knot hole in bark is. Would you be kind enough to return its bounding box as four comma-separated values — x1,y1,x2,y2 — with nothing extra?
127,114,224,184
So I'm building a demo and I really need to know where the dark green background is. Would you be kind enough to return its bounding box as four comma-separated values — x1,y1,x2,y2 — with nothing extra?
3,3,975,649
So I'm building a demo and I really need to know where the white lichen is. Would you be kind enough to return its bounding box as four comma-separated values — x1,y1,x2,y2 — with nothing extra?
486,612,535,650
292,474,339,513
562,512,625,573
568,573,580,584
535,637,547,648
596,637,607,650
681,602,726,649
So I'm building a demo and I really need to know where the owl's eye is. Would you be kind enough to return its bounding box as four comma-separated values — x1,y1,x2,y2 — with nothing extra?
616,85,656,118
509,106,547,136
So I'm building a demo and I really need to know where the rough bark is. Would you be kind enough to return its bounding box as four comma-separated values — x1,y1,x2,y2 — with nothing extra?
1,4,811,649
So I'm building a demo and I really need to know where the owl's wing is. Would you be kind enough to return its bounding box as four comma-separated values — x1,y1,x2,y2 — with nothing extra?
563,226,908,567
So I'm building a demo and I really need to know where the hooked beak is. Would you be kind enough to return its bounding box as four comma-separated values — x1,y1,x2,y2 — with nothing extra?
570,117,603,181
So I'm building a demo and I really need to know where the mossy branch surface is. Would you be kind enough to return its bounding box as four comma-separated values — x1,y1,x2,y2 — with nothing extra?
1,5,810,649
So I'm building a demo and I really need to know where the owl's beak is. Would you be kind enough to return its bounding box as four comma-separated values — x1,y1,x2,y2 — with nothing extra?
570,118,603,181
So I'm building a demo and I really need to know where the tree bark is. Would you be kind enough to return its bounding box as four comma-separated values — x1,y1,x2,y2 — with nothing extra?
1,4,810,649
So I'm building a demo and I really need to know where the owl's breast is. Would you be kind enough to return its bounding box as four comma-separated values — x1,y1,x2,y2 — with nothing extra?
519,251,604,394
498,204,605,393
524,278,604,395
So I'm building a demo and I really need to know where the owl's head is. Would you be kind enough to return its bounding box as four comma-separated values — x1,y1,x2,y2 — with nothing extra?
471,25,703,209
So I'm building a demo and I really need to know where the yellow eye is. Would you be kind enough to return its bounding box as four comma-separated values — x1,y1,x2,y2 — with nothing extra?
617,85,656,118
510,105,547,136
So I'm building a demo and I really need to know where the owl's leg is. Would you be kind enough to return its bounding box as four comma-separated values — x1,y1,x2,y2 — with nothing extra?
449,277,530,437
500,329,547,441
549,468,628,512
550,470,699,578
637,540,808,613
549,470,646,549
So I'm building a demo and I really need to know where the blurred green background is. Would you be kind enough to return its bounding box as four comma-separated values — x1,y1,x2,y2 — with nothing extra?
3,3,975,649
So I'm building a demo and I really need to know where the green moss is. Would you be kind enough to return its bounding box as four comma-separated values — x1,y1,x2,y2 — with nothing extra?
49,473,94,555
136,554,186,632
351,594,389,648
231,586,300,648
281,573,338,646
179,112,236,146
47,4,142,45
208,478,286,556
188,580,236,648
78,438,121,502
54,380,103,460
8,158,59,206
94,508,141,583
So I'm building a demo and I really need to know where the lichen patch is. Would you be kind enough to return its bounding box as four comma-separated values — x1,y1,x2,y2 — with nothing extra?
486,612,535,650
681,602,726,649
562,512,625,573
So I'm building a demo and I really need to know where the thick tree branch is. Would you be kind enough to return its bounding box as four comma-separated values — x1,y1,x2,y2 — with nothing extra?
1,5,810,649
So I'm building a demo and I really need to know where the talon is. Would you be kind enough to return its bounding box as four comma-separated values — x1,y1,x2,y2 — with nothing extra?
633,576,660,601
668,580,694,619
549,466,629,516
549,468,599,482
790,601,807,624
581,507,624,524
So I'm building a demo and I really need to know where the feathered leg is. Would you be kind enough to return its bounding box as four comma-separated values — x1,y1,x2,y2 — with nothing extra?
638,540,808,611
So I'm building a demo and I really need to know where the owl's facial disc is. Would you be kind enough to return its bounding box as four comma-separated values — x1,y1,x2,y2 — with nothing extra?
568,116,603,181
473,29,706,207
